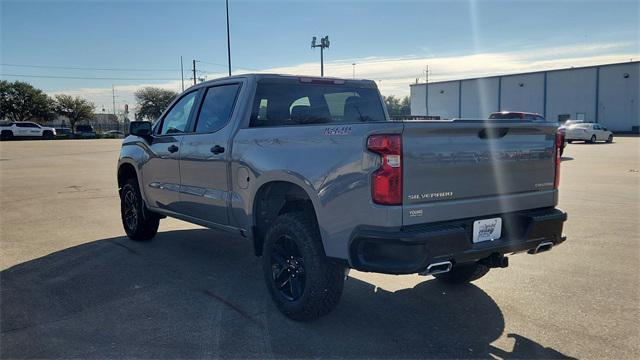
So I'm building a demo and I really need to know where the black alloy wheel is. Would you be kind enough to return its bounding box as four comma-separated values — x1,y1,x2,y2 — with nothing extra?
123,188,139,232
270,234,306,301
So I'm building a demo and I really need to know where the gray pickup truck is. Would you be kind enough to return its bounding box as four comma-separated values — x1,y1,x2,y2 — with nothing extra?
118,74,567,321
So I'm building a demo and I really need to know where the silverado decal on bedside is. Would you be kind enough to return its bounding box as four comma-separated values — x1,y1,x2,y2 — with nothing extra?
408,191,454,200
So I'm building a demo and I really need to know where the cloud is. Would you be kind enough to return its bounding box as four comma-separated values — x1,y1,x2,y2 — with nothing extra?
47,41,638,113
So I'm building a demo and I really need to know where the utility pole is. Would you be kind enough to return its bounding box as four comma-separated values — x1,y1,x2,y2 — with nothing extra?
226,0,232,76
192,60,196,85
425,65,429,117
112,85,117,132
311,36,330,77
352,63,356,79
112,85,116,116
180,56,184,91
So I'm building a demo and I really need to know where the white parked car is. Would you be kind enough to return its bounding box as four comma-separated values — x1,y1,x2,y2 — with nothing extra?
0,121,57,140
565,123,613,144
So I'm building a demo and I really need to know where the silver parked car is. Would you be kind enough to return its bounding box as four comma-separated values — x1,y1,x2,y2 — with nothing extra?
565,123,613,143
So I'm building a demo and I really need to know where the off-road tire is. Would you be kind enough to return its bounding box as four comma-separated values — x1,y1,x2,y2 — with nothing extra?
589,135,596,144
433,262,490,284
263,212,344,321
1,131,13,141
120,178,160,241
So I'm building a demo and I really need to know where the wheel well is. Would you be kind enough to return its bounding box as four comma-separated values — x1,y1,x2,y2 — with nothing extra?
253,181,318,256
117,163,137,190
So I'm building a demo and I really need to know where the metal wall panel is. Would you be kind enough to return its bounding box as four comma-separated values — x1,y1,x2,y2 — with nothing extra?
427,81,460,119
500,73,545,115
409,84,427,116
546,67,597,123
598,62,639,131
460,77,500,118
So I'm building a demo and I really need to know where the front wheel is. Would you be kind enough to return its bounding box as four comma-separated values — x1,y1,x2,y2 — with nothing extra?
263,212,344,321
606,134,613,143
43,131,54,140
120,178,160,241
433,262,489,284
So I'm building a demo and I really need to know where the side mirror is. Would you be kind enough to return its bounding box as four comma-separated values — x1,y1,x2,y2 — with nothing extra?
129,121,152,137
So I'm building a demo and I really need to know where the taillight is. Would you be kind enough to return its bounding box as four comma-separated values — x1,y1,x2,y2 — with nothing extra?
555,132,562,188
367,134,402,205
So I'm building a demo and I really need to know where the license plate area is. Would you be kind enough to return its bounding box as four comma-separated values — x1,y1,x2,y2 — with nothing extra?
472,217,502,243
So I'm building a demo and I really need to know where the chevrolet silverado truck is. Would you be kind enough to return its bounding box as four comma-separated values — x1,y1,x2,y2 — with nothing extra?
117,74,567,321
0,121,56,140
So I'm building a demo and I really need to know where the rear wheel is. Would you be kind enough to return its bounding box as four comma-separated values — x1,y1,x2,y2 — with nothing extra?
263,212,344,321
567,140,573,144
0,130,13,141
589,135,596,144
433,262,489,284
43,131,54,140
120,178,160,241
606,134,613,143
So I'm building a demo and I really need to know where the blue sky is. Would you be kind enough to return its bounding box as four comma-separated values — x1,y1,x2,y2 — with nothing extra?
1,0,638,110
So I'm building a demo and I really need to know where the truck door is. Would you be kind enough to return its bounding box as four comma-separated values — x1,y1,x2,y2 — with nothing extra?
178,82,241,226
141,90,199,211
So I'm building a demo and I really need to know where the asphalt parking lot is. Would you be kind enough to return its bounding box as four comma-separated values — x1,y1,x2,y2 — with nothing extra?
1,137,638,359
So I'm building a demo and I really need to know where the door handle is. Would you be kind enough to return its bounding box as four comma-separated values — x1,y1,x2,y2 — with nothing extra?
210,145,225,154
168,144,179,153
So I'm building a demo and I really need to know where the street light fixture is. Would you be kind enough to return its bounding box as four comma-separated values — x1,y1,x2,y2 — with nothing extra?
311,35,330,77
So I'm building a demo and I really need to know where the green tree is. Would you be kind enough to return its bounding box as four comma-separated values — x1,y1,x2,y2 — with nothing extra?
400,96,410,115
134,87,178,121
0,80,55,122
53,95,95,132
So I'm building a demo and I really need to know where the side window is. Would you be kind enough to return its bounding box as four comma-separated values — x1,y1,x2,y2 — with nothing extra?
194,84,240,133
159,91,198,135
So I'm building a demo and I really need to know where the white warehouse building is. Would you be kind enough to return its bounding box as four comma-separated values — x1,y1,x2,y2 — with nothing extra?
410,61,639,132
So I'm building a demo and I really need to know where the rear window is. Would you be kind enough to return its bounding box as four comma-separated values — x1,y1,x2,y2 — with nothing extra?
249,80,386,127
489,112,524,119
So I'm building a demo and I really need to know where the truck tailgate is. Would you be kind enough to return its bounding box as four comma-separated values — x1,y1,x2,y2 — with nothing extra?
402,120,558,226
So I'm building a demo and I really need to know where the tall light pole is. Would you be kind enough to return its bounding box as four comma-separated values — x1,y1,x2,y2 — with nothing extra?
352,63,356,79
226,0,232,76
311,36,330,77
180,56,184,91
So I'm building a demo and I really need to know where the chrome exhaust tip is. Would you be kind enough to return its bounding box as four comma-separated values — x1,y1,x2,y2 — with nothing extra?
420,261,453,276
529,241,554,254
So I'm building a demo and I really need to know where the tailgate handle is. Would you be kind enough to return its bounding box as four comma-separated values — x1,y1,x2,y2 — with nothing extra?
479,128,509,139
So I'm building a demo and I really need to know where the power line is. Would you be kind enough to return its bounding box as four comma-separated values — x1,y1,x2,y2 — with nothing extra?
1,63,180,72
1,73,178,81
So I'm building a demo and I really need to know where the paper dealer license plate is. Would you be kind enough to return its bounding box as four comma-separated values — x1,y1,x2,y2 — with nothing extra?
472,217,502,243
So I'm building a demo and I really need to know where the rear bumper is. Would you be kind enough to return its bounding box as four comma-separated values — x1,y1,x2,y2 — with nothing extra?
349,207,567,274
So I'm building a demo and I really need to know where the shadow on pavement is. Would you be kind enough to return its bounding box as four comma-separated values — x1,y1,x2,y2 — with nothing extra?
1,229,573,359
